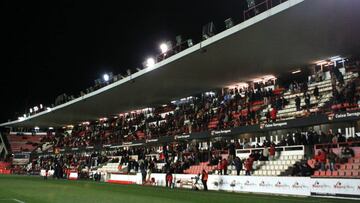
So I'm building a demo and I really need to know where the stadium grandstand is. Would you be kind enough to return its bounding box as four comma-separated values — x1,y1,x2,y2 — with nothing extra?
1,0,360,203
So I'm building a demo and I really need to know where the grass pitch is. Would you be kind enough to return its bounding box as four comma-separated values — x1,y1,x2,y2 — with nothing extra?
0,175,357,203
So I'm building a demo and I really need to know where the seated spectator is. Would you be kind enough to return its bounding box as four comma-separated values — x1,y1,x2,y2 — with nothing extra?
340,146,354,163
314,149,326,171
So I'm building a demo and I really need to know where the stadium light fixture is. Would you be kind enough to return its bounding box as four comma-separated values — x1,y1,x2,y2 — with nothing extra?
146,57,155,68
160,43,169,54
103,73,110,82
187,39,193,47
224,18,234,29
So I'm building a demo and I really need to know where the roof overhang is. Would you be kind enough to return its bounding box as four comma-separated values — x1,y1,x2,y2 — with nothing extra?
3,0,360,128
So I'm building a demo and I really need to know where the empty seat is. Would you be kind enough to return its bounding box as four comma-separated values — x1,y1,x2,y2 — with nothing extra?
331,171,339,176
352,164,360,170
345,164,353,170
325,170,332,176
351,170,359,177
344,170,352,176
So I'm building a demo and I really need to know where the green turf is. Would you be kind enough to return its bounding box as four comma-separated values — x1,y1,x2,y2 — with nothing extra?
0,175,357,203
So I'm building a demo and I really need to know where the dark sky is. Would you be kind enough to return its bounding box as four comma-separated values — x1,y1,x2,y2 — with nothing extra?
1,0,248,123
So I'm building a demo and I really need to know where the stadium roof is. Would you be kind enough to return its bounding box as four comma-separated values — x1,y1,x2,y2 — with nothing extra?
2,0,360,128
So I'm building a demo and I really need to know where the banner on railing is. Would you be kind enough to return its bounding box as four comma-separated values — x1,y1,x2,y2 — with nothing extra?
310,178,360,197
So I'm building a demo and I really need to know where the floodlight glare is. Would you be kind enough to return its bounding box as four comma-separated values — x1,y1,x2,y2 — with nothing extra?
160,43,169,54
103,73,110,82
146,58,155,68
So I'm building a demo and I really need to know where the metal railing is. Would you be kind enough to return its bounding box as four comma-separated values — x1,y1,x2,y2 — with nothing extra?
244,0,288,21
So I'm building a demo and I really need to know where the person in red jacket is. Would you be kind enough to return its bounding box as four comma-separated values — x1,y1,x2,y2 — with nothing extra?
165,171,173,188
269,143,276,160
201,170,208,191
244,158,253,176
270,108,277,122
314,150,326,171
221,158,228,175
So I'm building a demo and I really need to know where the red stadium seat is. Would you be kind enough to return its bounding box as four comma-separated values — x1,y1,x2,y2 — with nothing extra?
345,170,353,177
331,171,339,177
325,170,331,176
345,164,353,170
338,170,346,177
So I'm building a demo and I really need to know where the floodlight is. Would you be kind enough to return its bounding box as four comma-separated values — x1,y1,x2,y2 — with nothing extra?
103,73,110,82
146,58,155,68
187,39,193,47
224,18,234,29
160,43,169,54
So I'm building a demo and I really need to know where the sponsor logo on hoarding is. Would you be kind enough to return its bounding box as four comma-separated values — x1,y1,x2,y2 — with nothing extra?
211,129,231,136
292,181,307,189
333,181,354,189
243,180,256,187
259,180,271,187
275,181,289,188
230,180,236,188
312,181,331,188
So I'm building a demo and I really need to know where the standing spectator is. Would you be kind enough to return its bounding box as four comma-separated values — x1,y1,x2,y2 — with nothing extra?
327,150,337,171
233,157,242,176
201,170,208,191
270,107,277,122
304,93,311,112
244,158,253,176
295,96,301,111
313,86,319,100
269,143,276,160
221,158,228,175
165,171,173,188
262,147,269,160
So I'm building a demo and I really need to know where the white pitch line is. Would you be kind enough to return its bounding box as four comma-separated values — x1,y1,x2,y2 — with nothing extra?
0,199,25,203
12,199,25,203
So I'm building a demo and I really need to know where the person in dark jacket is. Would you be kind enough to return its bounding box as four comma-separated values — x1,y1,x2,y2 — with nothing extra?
313,86,319,100
295,96,301,111
233,157,242,176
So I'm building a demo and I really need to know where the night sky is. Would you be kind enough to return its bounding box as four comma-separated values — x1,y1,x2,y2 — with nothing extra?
2,0,248,123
